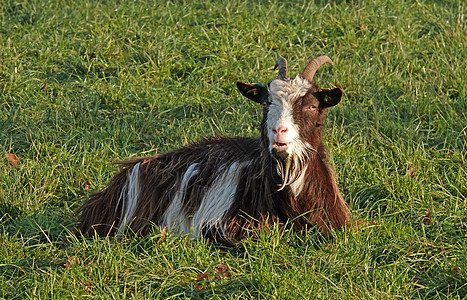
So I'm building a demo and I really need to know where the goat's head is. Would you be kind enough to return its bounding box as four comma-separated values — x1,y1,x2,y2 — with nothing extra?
237,56,342,187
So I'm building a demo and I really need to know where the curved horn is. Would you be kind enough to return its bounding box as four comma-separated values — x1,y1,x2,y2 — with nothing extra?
274,57,288,80
301,55,334,82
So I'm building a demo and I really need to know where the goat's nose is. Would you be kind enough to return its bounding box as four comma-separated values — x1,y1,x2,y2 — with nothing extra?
272,126,288,135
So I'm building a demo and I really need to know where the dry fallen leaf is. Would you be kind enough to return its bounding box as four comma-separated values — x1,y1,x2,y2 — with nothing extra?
74,178,91,190
408,165,416,178
422,209,432,225
214,263,231,279
195,272,211,289
156,226,167,246
64,256,80,268
80,280,92,294
84,179,90,190
5,153,18,166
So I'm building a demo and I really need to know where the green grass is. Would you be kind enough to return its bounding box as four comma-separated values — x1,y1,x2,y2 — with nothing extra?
1,0,466,298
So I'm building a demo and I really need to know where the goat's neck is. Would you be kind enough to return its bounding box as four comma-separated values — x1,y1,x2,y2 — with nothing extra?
290,145,340,211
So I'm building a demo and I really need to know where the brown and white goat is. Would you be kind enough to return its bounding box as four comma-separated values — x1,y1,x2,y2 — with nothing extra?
75,56,350,244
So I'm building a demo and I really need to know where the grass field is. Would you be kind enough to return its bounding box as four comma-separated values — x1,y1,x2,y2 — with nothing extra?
1,0,466,298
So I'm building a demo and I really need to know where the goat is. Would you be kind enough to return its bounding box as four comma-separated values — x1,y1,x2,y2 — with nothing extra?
75,56,350,244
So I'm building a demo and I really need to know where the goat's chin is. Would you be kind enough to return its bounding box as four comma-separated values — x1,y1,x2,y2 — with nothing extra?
271,148,290,161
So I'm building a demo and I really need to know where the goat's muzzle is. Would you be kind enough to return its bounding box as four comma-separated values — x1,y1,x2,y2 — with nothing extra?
269,122,295,160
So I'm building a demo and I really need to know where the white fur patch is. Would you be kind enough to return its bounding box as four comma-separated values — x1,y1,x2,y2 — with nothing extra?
161,163,199,233
288,165,307,196
117,162,141,234
190,161,248,238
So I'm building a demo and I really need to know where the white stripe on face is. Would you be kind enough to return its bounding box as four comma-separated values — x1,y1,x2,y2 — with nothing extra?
266,76,312,157
161,163,199,233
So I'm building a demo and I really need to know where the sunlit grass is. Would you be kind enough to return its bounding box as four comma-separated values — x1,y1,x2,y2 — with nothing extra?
1,0,466,298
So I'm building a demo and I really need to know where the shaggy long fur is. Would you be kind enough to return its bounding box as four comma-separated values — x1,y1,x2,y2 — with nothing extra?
75,56,350,244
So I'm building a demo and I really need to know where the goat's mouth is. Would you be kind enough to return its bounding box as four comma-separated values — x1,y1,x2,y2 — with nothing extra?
272,142,288,150
271,142,290,160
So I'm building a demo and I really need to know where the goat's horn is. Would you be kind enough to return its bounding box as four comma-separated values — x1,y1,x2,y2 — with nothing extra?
274,57,288,80
301,55,334,82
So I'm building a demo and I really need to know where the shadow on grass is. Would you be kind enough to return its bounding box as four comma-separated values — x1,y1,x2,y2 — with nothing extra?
0,209,72,298
350,185,389,216
0,202,23,224
0,204,72,249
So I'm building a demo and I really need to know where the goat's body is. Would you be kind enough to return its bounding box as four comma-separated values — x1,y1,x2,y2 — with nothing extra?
75,56,350,243
76,136,348,243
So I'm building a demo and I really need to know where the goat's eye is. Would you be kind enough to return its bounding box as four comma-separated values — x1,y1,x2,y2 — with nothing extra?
310,105,317,111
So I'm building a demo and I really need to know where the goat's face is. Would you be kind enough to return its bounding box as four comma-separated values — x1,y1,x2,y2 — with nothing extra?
237,57,342,163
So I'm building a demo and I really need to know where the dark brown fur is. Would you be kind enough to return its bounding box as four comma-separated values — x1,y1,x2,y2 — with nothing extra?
76,135,348,243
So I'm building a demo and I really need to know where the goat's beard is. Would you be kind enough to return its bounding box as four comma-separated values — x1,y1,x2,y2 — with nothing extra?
274,141,315,191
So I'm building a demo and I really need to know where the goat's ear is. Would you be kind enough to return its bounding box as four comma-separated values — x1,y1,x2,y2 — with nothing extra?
315,88,342,109
237,81,268,104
